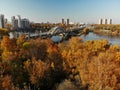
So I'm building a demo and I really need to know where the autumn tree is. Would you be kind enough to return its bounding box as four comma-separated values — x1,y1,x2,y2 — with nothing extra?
17,34,26,47
2,75,18,90
1,36,16,52
24,58,50,89
83,28,89,34
48,43,68,77
1,36,17,62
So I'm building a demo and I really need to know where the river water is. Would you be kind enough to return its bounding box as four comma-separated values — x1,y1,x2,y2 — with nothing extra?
9,32,120,45
80,32,120,45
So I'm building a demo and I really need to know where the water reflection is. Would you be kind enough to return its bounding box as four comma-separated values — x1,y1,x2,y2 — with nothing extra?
80,32,120,45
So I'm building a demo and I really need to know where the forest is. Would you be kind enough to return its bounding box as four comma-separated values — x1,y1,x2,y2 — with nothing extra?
0,35,120,90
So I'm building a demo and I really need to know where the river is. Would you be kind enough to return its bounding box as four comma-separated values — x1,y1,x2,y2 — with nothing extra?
9,32,120,45
80,32,120,45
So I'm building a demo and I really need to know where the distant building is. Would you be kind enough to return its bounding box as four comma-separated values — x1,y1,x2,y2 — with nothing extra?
21,18,30,28
11,16,18,29
101,19,107,24
4,18,7,24
109,19,112,24
0,14,5,28
18,15,22,28
99,18,112,24
105,19,107,24
99,19,103,24
4,18,7,27
67,19,69,25
17,15,30,29
62,18,64,24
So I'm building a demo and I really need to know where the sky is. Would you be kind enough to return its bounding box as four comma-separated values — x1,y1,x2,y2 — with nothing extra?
0,0,120,24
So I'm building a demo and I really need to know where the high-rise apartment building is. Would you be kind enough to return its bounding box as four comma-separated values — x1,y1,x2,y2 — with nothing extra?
4,18,7,25
0,14,5,28
99,19,103,24
62,18,64,24
17,15,30,29
11,16,18,29
21,18,30,28
109,19,112,24
67,19,69,25
105,19,107,24
99,18,112,24
18,15,22,28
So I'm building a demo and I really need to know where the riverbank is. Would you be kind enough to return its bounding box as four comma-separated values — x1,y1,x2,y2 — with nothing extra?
93,24,120,36
93,29,120,37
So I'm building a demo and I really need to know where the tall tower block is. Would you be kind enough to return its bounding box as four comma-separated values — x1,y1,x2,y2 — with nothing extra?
67,19,69,26
99,19,103,24
62,18,64,24
105,19,107,24
109,19,112,24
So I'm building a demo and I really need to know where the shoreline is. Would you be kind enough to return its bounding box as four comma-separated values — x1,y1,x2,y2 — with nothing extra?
93,29,120,37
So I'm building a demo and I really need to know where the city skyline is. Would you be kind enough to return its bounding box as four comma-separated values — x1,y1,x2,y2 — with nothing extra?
0,0,120,24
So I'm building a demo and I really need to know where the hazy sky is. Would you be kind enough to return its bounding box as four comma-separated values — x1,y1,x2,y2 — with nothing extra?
0,0,120,24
